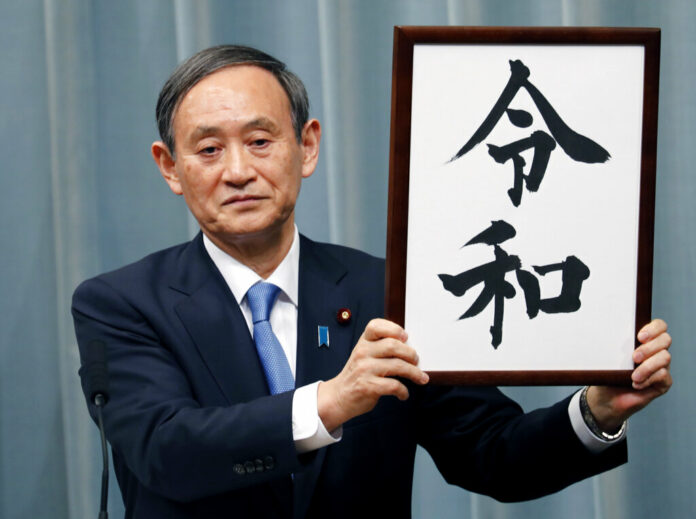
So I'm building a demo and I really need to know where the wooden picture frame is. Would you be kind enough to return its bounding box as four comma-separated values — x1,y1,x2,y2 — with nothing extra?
385,26,660,385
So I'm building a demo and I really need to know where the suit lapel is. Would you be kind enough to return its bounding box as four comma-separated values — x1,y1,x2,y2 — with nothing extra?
170,234,269,403
293,235,360,519
295,238,358,387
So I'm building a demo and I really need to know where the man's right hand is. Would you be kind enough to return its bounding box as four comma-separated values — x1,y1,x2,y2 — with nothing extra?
317,319,429,432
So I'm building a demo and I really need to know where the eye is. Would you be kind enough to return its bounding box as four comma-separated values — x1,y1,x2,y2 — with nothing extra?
198,146,219,156
250,138,270,147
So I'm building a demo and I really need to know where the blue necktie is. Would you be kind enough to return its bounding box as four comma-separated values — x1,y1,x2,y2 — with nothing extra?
246,282,295,395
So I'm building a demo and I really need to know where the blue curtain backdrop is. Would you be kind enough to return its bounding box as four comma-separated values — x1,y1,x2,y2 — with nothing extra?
1,1,693,517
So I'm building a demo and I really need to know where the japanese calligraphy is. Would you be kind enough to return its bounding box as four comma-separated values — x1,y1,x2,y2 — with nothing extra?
438,220,590,348
450,59,610,207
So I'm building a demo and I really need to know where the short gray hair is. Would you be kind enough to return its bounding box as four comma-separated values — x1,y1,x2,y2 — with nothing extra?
155,44,310,154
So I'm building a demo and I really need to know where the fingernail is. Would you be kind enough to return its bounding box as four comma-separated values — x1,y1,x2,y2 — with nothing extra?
638,330,649,341
633,351,644,363
421,373,429,384
632,371,644,382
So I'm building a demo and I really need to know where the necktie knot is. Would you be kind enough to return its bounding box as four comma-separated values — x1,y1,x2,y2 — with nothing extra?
246,282,281,324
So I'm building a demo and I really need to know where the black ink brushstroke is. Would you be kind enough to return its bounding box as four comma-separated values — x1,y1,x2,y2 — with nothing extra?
450,60,529,161
515,268,540,318
507,155,526,207
438,251,520,299
464,220,516,247
532,255,590,313
450,59,610,164
506,108,533,128
439,244,520,348
487,130,556,206
439,218,591,348
522,79,610,164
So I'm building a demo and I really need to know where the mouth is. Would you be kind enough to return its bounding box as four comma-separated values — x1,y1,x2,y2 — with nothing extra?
223,194,264,205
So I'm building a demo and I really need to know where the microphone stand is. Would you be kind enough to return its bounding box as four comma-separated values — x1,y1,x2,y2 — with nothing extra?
94,394,109,519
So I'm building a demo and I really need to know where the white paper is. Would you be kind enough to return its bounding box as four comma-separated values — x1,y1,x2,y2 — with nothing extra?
405,44,644,372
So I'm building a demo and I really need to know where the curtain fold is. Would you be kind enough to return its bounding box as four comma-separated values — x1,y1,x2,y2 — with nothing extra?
1,1,692,517
43,0,101,516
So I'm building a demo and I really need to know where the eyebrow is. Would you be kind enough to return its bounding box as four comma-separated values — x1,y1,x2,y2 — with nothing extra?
189,126,221,141
242,117,280,134
189,117,281,142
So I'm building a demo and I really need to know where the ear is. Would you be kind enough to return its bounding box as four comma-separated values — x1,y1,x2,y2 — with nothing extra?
300,119,321,179
151,141,183,195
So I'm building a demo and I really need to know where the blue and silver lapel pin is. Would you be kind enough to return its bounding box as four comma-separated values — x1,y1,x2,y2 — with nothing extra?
317,326,330,348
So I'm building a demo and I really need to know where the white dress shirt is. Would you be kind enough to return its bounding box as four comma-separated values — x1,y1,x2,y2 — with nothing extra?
203,228,623,455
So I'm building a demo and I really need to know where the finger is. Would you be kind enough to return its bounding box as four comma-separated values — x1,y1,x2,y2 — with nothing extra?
377,357,429,385
370,337,420,365
632,349,671,385
637,318,668,343
351,337,418,366
363,318,408,342
633,332,672,363
371,377,411,401
632,366,672,392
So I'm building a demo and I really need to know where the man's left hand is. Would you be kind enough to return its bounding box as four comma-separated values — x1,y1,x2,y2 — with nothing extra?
587,318,672,432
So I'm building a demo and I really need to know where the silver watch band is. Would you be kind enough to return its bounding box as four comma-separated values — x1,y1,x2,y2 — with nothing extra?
579,386,627,441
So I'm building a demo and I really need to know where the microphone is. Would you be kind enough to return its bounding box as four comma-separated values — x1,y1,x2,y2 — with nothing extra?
86,339,109,406
86,339,110,519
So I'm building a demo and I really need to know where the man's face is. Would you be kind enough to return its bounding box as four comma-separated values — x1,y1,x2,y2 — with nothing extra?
156,65,319,245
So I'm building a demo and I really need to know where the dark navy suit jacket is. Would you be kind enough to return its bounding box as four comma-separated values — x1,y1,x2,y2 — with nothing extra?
72,234,626,518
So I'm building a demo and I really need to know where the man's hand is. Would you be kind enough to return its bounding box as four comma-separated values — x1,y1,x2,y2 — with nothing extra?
587,318,672,432
317,319,429,432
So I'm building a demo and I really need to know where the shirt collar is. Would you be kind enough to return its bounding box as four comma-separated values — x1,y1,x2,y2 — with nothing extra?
202,226,299,307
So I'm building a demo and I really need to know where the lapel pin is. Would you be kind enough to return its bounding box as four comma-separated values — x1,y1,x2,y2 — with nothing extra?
336,308,351,325
317,326,330,348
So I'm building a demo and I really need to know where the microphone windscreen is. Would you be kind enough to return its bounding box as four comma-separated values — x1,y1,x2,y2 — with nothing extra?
86,339,110,405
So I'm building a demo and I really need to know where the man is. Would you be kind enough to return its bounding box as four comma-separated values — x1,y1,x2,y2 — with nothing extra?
72,45,672,518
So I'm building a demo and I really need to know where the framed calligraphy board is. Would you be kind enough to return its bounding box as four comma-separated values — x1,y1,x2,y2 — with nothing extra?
385,27,659,385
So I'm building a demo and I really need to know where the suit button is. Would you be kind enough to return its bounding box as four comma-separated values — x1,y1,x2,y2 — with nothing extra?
233,464,245,475
255,458,265,472
244,461,256,474
263,456,275,470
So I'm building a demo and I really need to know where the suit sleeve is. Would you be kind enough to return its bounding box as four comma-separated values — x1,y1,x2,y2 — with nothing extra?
72,276,306,503
414,383,627,502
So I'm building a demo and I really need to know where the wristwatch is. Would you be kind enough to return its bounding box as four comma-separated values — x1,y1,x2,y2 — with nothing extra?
579,386,627,441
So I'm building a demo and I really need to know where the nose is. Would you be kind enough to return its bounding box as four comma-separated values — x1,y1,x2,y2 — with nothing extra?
221,144,256,187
